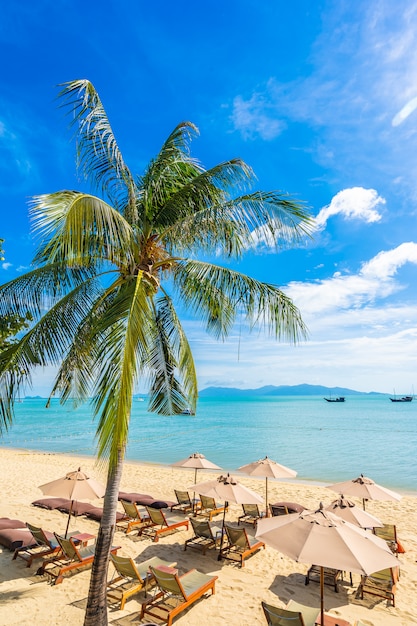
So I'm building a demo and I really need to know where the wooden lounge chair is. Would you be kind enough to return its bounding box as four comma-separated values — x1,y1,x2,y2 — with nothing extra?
220,523,265,568
261,600,320,626
140,564,218,626
138,507,189,542
196,494,227,521
372,524,399,555
305,565,347,592
13,523,64,568
238,503,265,527
115,500,151,534
184,517,222,555
107,554,177,609
41,533,119,585
170,490,199,515
358,567,398,607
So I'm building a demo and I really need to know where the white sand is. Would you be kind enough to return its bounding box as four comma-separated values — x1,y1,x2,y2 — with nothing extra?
0,448,416,626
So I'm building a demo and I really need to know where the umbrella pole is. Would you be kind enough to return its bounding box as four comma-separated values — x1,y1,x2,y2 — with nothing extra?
217,501,228,561
193,468,198,515
65,500,73,537
320,566,324,625
265,477,269,517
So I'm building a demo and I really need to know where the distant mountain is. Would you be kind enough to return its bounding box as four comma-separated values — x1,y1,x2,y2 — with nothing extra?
199,384,384,397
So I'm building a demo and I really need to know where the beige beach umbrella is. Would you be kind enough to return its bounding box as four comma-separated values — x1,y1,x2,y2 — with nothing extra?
325,496,383,529
237,455,297,516
172,452,221,484
190,473,263,558
39,467,105,536
172,452,222,513
327,474,402,510
256,503,400,626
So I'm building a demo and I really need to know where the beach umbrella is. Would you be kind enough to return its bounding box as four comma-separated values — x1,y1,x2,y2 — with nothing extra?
172,452,221,484
237,455,297,516
190,473,263,559
39,467,105,536
256,503,400,626
326,474,402,510
172,452,221,513
325,496,383,529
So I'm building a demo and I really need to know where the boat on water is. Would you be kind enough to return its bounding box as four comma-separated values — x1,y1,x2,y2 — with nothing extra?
390,395,413,403
180,408,195,415
324,396,345,403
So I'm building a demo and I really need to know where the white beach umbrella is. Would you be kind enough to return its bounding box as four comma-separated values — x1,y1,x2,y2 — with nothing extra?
237,455,297,516
325,496,383,529
39,467,105,535
256,503,400,626
327,474,402,510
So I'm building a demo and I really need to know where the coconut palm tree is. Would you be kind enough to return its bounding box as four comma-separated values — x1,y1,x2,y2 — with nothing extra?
0,79,313,625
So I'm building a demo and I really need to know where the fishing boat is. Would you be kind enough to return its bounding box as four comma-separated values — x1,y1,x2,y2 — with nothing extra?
324,396,345,403
390,388,413,402
390,395,413,403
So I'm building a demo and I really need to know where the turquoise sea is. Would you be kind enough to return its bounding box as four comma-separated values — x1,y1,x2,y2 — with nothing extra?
1,395,416,494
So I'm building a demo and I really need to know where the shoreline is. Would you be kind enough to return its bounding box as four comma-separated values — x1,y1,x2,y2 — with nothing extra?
3,444,417,497
1,448,417,625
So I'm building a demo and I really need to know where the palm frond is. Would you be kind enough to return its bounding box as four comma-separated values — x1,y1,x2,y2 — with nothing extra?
173,260,308,342
0,264,95,320
30,191,135,268
0,277,101,431
146,294,197,414
58,79,136,213
90,275,153,467
151,159,254,229
165,190,314,257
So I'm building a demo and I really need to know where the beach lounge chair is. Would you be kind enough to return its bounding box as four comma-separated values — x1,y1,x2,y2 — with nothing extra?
261,600,320,626
372,523,400,555
41,533,119,585
170,490,198,514
107,554,177,610
238,503,264,527
140,564,218,626
184,517,222,555
220,524,265,568
137,506,189,542
13,523,63,568
196,494,227,521
115,500,151,534
305,565,346,592
358,566,398,607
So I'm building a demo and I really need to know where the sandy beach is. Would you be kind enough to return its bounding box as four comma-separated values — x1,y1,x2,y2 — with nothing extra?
0,447,416,626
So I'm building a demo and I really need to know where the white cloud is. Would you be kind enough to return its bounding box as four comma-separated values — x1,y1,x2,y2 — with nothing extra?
2,262,12,270
315,188,385,229
392,96,417,126
231,94,286,140
286,242,417,315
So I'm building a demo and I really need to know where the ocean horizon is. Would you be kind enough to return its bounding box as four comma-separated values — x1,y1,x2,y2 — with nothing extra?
2,395,416,495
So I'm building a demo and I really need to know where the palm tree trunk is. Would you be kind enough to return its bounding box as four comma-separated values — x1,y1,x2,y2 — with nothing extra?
84,448,124,626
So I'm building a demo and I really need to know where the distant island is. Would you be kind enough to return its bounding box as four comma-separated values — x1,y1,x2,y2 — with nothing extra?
199,384,385,397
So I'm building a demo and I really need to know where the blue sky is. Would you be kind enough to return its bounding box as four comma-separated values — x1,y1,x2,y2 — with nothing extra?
1,1,417,395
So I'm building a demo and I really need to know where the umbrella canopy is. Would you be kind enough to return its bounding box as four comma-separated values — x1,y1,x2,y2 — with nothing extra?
39,468,105,535
191,473,263,506
237,455,297,515
325,496,383,529
327,474,402,510
256,503,400,625
172,452,221,484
